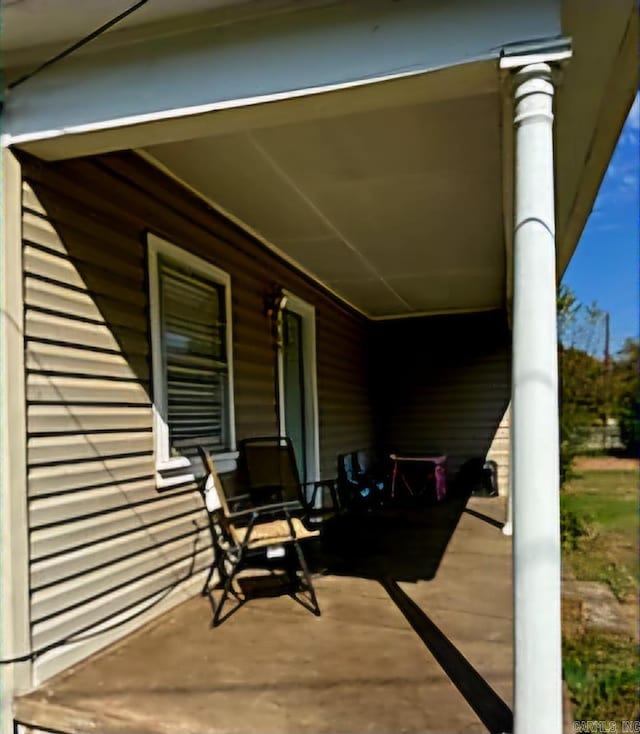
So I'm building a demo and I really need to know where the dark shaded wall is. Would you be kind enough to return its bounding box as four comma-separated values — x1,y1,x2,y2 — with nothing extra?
372,311,512,478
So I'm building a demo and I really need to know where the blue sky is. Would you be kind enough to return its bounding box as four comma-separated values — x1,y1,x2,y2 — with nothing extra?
561,93,639,356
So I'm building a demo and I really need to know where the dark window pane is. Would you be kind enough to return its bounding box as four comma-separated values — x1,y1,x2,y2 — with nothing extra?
159,257,228,455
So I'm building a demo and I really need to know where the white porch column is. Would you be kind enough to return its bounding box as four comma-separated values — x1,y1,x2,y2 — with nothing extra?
510,62,562,734
502,438,513,536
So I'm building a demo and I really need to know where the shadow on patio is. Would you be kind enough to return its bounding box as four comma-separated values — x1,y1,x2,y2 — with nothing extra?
311,489,475,582
15,496,513,734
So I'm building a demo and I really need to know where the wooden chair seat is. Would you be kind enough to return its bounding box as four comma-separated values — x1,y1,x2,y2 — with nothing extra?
236,517,319,547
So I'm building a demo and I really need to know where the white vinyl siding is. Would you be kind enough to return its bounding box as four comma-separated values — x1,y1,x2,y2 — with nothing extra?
22,184,212,684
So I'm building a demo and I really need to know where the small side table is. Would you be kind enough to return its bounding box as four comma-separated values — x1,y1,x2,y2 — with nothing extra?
389,454,448,502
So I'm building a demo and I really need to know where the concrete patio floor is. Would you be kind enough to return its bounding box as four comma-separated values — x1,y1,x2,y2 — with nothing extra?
15,497,513,734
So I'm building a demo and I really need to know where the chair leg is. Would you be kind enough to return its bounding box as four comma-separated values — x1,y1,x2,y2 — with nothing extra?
292,540,321,617
285,550,299,595
201,560,217,597
213,549,244,627
213,574,233,626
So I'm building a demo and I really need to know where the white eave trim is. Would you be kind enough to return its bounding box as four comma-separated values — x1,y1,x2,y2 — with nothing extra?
1,59,490,150
370,305,503,321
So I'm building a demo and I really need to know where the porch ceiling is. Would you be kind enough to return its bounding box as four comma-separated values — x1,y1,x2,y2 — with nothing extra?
144,66,504,318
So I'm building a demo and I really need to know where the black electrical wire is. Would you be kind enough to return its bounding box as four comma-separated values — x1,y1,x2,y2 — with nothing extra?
0,520,204,665
0,580,177,664
8,0,150,91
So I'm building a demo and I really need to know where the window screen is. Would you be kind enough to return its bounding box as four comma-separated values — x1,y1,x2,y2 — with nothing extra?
159,258,228,455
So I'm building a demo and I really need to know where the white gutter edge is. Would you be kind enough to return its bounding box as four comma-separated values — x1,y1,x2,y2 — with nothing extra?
1,54,496,149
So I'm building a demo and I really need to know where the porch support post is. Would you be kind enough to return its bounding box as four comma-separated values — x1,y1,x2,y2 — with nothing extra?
510,62,562,734
502,434,513,536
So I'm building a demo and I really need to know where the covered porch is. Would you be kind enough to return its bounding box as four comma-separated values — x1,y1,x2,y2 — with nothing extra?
15,497,514,734
1,2,636,733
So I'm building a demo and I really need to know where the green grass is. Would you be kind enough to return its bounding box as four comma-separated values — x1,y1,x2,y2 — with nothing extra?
563,470,637,529
562,465,639,722
564,493,636,532
562,469,638,594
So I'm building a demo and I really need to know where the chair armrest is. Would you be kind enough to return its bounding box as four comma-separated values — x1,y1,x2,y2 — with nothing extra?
227,500,300,520
301,478,340,512
226,492,254,510
227,492,252,503
300,479,337,488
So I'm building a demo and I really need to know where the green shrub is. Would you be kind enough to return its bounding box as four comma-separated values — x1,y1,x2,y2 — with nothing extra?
560,499,590,551
563,634,639,721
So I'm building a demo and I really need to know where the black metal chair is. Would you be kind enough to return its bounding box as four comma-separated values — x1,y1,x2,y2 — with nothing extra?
197,446,321,626
239,436,340,521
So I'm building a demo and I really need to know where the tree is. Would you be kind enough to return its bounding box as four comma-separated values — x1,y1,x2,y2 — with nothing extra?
611,338,639,455
557,286,609,483
558,285,607,359
558,286,638,475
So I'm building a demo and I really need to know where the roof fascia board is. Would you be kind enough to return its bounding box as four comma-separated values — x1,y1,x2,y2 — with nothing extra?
2,0,562,158
556,12,637,276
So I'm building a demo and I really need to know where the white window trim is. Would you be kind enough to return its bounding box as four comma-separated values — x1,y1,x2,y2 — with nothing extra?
277,290,320,485
147,233,237,481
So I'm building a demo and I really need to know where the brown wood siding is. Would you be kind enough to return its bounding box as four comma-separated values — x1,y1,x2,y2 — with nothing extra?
372,312,511,488
20,152,374,682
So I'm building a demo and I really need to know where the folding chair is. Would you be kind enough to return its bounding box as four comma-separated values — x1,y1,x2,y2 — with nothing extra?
239,436,340,520
197,446,321,626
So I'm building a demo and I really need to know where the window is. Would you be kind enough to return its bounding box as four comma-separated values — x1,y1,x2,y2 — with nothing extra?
148,234,236,480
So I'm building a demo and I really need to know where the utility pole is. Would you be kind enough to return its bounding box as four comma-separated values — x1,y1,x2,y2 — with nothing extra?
604,312,611,372
603,312,611,450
